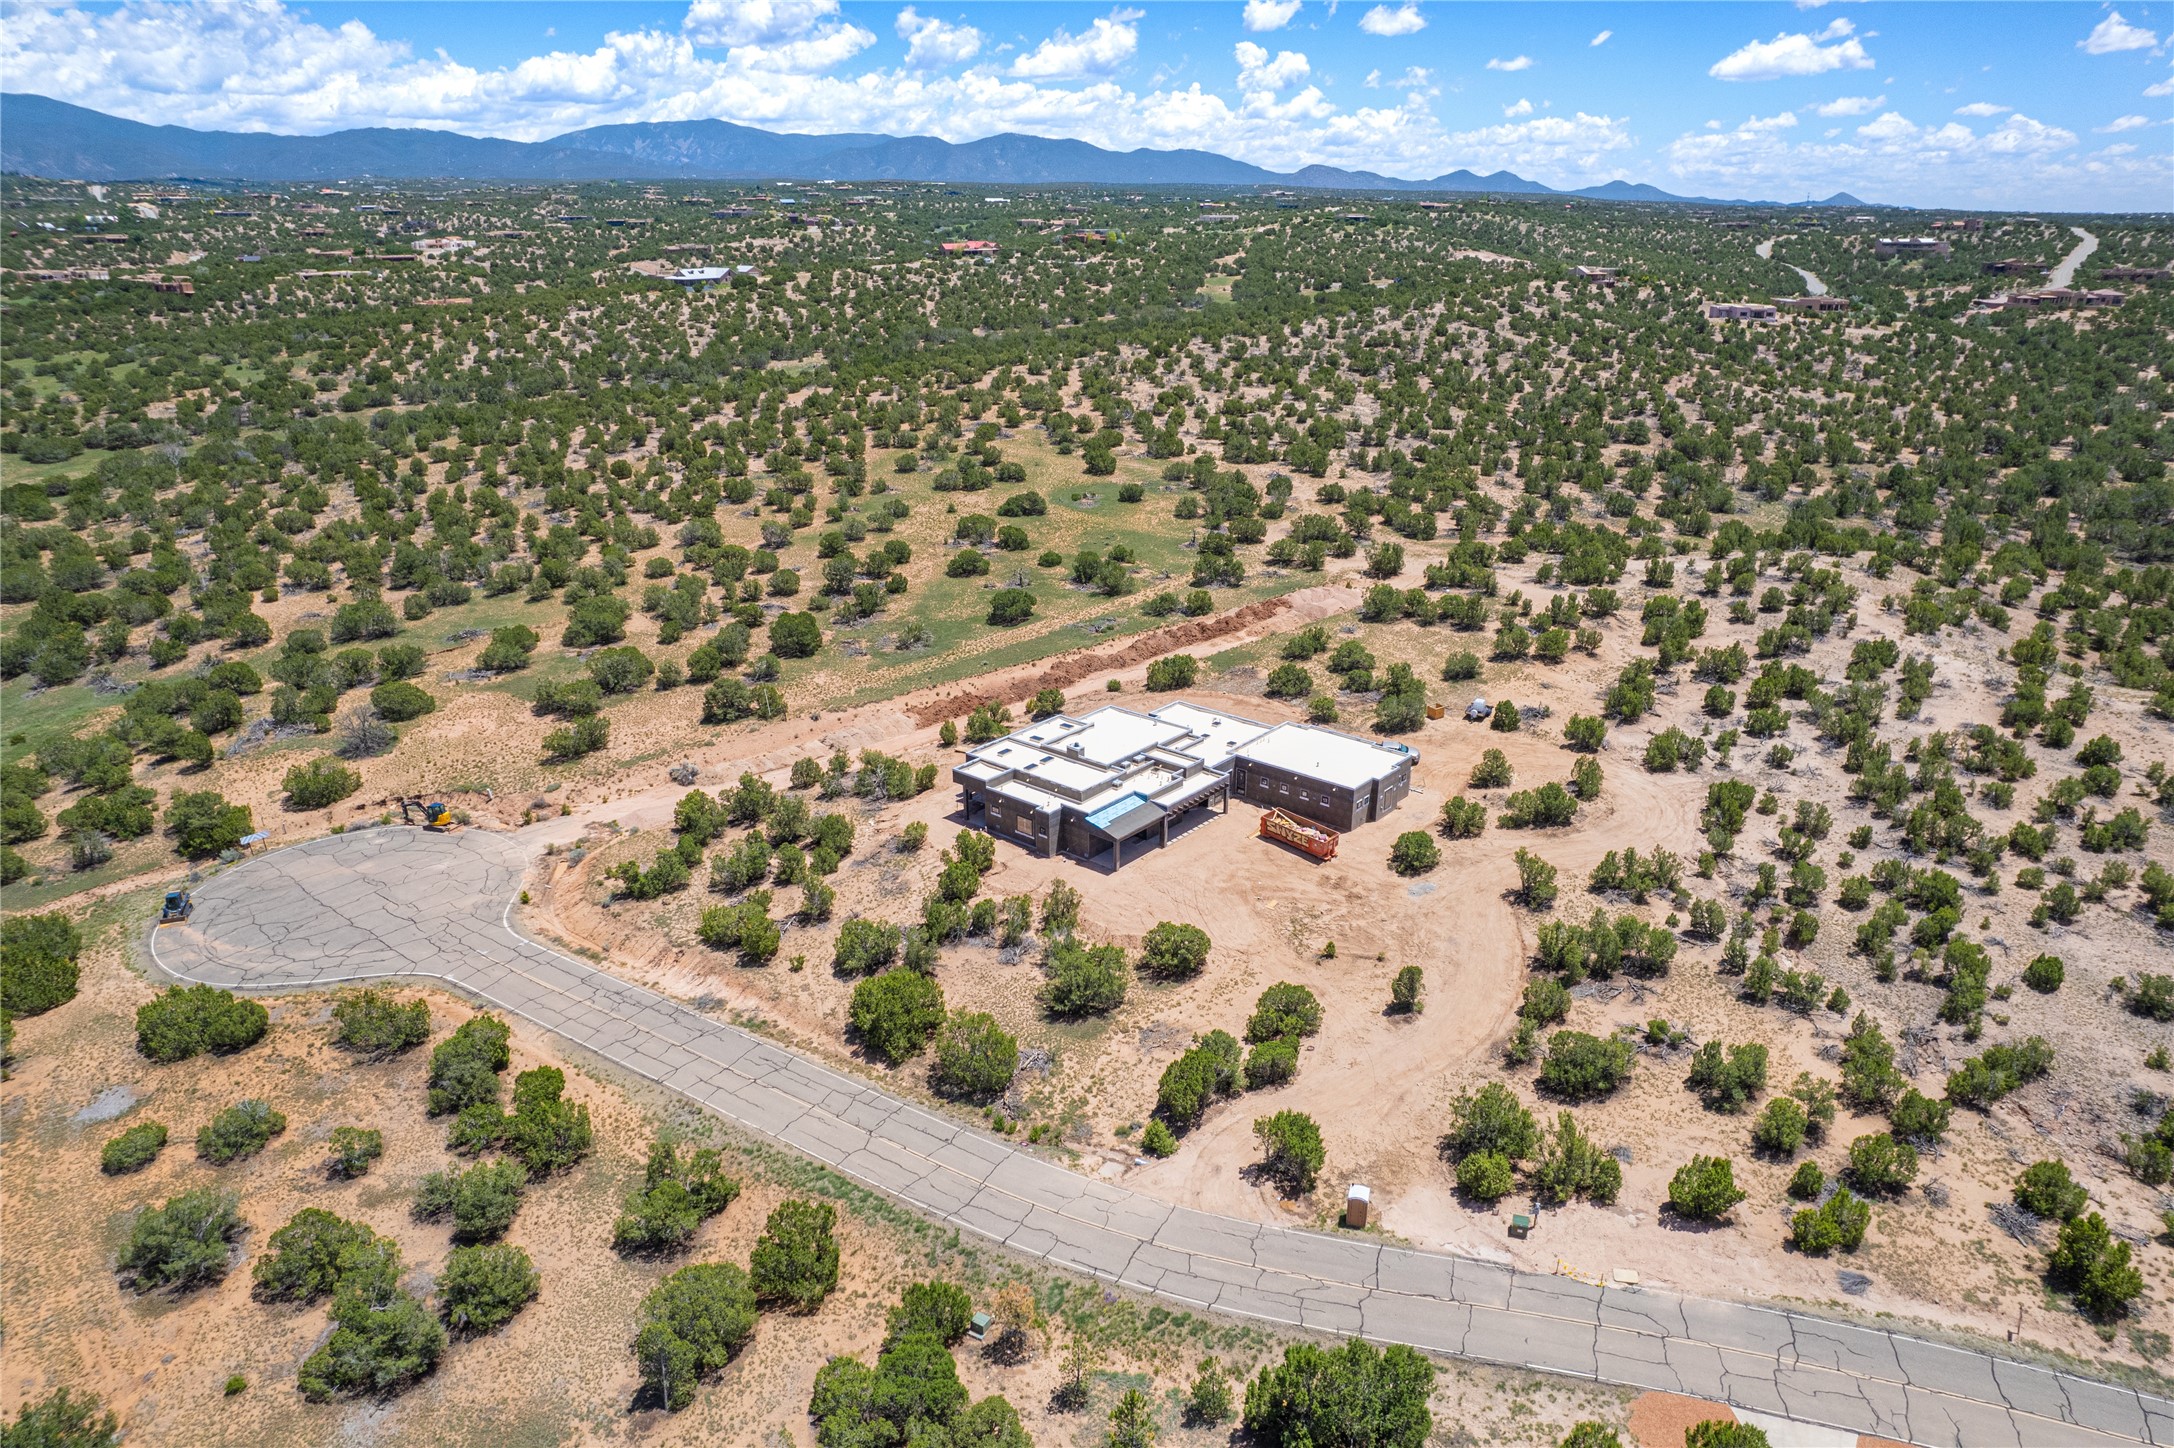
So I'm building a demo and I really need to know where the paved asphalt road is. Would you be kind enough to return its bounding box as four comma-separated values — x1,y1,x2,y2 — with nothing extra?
149,828,2172,1448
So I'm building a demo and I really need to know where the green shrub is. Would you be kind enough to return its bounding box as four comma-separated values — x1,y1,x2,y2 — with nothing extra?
1845,1131,1918,1194
613,1138,741,1255
1790,1188,1870,1255
831,917,902,976
136,984,269,1062
1040,940,1129,1018
118,1187,243,1291
1247,982,1322,1042
165,790,253,858
2023,954,2065,993
438,1243,540,1335
415,1159,527,1242
1252,1110,1326,1193
329,1126,384,1178
633,1263,759,1410
1389,831,1440,875
3,1388,122,1446
2015,1160,2088,1222
332,989,430,1058
0,911,83,1015
751,1198,840,1310
1667,1155,1747,1222
884,1281,975,1349
426,1014,510,1114
197,1099,287,1164
1787,1160,1825,1200
850,969,946,1063
298,1277,444,1400
1157,1031,1242,1128
253,1208,382,1303
1138,921,1211,980
1456,1150,1517,1201
1685,1041,1769,1113
1145,655,1198,691
1243,1035,1300,1089
1751,1098,1807,1156
101,1120,169,1174
369,680,437,722
1537,1031,1633,1100
2048,1212,2143,1321
1439,796,1487,838
931,1011,1018,1099
282,756,362,809
1390,965,1424,1014
1141,1119,1178,1156
1242,1340,1434,1448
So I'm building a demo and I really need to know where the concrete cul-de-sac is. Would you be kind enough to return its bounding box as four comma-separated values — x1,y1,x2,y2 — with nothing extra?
148,827,2174,1448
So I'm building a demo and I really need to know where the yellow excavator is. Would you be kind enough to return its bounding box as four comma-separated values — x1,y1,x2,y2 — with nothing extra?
397,797,461,832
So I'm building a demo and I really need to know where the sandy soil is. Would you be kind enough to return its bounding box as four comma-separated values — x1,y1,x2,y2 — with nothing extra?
1,885,1634,1447
503,555,2174,1386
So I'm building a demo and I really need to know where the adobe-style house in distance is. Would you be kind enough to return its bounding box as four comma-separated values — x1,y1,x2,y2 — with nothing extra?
953,701,1417,868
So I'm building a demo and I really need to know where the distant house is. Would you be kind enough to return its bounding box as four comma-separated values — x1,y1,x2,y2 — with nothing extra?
937,240,1000,256
1707,302,1778,321
1973,288,2106,313
1774,295,1849,313
1067,228,1118,244
710,207,754,218
1339,213,1377,223
1570,265,1620,285
666,265,759,286
1929,218,1984,231
1715,219,1755,230
1981,258,2040,275
1875,237,1950,258
2099,265,2168,281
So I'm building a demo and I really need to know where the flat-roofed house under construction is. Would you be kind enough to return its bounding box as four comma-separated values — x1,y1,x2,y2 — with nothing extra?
954,702,1417,867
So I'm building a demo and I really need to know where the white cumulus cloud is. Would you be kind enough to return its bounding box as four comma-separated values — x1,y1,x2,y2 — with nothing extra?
1358,3,1426,38
1009,11,1139,79
1235,41,1310,91
1242,0,1303,33
1502,97,1532,117
685,0,840,47
2146,74,2174,98
1590,29,1612,47
1709,23,1873,81
1486,55,1534,72
1814,94,1883,116
2079,11,2158,54
1656,102,2156,210
2098,113,2153,131
894,7,980,68
1953,101,2009,118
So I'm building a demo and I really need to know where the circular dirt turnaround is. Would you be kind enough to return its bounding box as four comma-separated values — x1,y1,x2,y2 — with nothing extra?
151,828,2171,1448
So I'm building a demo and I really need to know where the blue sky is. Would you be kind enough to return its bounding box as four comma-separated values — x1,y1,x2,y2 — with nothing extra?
6,1,2169,207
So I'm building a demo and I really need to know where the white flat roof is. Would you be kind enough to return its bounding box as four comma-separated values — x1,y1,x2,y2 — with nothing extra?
1148,701,1272,767
1237,723,1412,791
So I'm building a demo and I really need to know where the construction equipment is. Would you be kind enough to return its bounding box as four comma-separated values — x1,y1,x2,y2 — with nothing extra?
397,797,460,832
1259,807,1339,861
158,888,193,924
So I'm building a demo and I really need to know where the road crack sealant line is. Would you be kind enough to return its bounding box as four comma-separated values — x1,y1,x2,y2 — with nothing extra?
144,840,2170,1448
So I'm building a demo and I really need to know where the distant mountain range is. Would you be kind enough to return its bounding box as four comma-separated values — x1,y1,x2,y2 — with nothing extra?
0,94,1874,208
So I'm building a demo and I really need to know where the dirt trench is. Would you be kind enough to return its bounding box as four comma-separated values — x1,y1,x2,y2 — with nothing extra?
908,582,1352,727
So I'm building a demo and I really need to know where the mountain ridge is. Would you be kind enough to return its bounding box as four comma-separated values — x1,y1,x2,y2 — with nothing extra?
0,93,1881,208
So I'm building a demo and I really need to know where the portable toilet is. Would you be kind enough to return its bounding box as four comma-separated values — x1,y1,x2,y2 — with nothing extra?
1344,1183,1371,1229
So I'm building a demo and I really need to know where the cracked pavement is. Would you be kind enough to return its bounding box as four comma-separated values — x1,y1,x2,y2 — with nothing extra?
149,828,2173,1448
